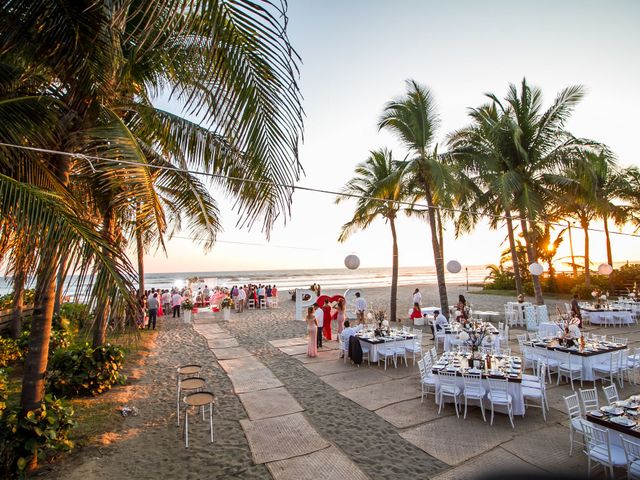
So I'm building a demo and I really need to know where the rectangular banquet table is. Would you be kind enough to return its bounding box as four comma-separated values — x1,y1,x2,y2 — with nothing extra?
581,308,634,325
356,333,415,363
443,323,501,353
521,341,627,381
431,353,524,415
586,396,640,447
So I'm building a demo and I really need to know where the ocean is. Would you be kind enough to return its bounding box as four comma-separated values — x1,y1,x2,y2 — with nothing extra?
0,265,491,296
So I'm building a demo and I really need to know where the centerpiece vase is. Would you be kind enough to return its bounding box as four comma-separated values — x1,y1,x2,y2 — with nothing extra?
183,309,192,324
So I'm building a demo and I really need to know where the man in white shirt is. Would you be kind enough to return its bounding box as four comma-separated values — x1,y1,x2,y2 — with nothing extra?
430,310,448,339
314,303,324,348
161,290,171,316
172,292,183,318
412,288,422,307
237,287,246,313
340,320,362,357
354,292,367,324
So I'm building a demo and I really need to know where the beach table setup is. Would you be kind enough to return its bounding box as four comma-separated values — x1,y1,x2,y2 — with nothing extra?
432,350,525,415
586,395,640,448
504,301,532,327
355,328,416,363
443,322,501,353
581,306,634,326
521,337,628,381
473,310,501,323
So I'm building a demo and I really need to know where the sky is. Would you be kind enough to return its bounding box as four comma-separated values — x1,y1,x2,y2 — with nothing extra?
144,0,640,273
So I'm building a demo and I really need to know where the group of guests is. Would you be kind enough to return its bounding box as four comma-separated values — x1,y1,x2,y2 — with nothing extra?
229,284,278,312
141,287,188,329
305,298,347,357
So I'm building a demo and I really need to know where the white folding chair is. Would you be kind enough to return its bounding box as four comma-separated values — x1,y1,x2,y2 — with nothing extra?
405,332,423,365
437,370,462,417
602,384,619,405
579,388,600,413
593,350,622,386
523,363,547,422
563,393,585,456
418,357,437,402
462,372,486,421
621,436,640,480
557,351,583,390
581,421,626,478
378,338,396,370
487,378,514,428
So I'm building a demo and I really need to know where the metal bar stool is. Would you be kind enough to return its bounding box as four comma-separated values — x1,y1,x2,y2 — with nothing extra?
177,377,205,425
184,391,215,447
176,364,202,425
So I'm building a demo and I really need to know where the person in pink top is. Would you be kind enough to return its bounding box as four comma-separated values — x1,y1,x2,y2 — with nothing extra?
306,306,317,357
172,291,183,318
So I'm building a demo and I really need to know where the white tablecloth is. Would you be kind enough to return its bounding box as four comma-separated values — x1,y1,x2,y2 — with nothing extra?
358,338,412,362
444,334,501,354
587,420,638,448
433,375,524,415
582,309,634,325
522,345,618,381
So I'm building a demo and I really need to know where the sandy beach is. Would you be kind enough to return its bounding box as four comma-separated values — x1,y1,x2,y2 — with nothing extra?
44,283,636,479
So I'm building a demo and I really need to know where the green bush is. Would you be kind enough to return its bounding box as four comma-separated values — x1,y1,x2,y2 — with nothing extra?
483,264,516,290
0,369,7,418
0,394,75,477
0,290,35,310
16,322,72,357
57,303,91,331
571,283,595,300
47,343,127,397
0,338,23,368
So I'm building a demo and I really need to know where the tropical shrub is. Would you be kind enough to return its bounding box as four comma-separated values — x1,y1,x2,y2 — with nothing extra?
571,283,595,300
0,338,22,368
0,290,35,310
47,343,126,397
0,369,7,418
16,321,73,356
483,264,516,290
57,303,92,331
0,395,75,477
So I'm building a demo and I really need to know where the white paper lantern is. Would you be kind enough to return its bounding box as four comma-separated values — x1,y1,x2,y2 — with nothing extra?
446,260,462,274
344,254,360,270
597,263,613,276
528,262,544,276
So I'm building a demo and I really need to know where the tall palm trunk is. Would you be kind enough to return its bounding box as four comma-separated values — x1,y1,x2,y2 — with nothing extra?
520,218,544,305
424,181,449,317
389,215,399,323
93,206,115,347
136,225,145,301
567,222,578,277
582,219,591,287
603,215,613,267
505,207,523,295
10,261,26,339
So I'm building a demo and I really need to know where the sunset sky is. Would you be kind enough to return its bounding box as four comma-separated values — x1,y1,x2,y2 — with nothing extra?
145,0,640,273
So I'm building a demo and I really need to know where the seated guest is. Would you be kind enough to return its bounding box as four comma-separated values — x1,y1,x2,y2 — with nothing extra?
340,320,362,357
429,310,449,339
409,303,423,323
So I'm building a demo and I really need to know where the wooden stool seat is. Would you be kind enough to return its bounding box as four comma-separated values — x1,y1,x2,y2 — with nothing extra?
180,378,205,390
184,391,215,407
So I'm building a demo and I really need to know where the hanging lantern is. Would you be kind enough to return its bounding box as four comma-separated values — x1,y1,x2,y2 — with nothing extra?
597,263,613,276
528,263,544,276
446,260,462,274
344,254,360,270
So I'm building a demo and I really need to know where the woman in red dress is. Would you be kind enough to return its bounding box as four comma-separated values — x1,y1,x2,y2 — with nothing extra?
409,302,422,324
322,299,333,341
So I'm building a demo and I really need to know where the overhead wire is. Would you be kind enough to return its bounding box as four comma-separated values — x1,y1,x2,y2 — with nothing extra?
1,141,640,243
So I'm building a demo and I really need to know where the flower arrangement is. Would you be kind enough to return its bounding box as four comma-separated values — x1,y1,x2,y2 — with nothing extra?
458,325,492,354
182,298,194,311
220,296,234,309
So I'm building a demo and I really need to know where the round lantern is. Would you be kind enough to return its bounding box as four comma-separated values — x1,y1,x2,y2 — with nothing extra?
528,263,544,276
344,254,360,270
446,260,462,274
597,263,613,276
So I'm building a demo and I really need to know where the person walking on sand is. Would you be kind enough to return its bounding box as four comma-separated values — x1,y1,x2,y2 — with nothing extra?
237,287,246,313
355,292,366,324
314,303,324,348
306,306,318,357
322,299,333,341
172,290,183,318
412,288,422,307
148,293,159,330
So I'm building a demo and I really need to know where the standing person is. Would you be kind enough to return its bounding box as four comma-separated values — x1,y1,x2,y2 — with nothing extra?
335,298,346,337
322,299,333,341
314,303,324,348
172,290,183,318
409,303,422,324
355,292,367,324
237,287,246,313
161,289,171,316
272,284,278,298
231,285,239,308
147,293,159,330
306,306,318,357
457,294,468,320
570,294,583,328
203,285,210,305
413,288,422,307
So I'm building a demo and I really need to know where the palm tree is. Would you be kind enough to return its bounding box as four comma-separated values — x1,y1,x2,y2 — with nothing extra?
378,80,451,317
0,0,303,426
336,149,408,322
448,103,525,295
483,79,597,304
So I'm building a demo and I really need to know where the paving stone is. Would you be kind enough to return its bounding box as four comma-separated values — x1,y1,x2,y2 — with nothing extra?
269,337,309,348
238,387,304,420
303,360,358,376
279,345,309,356
321,369,391,392
294,350,340,364
240,413,330,464
207,337,239,349
266,446,369,480
341,377,421,411
431,446,544,479
501,424,587,474
376,398,450,428
210,346,253,360
219,357,283,393
400,415,515,465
